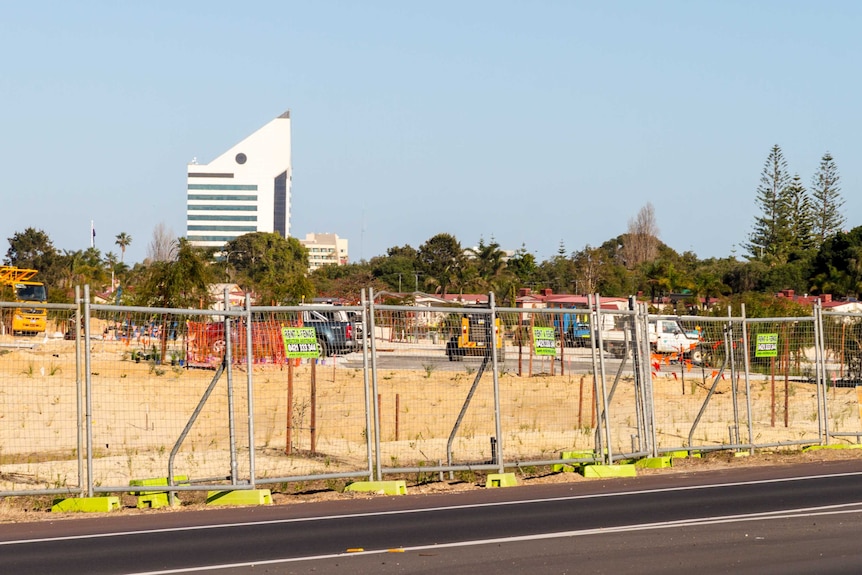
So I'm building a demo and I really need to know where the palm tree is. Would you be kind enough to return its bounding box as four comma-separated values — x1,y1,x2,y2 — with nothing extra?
466,238,509,294
115,232,132,263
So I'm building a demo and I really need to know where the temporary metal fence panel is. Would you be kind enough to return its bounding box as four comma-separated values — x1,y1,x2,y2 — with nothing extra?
368,301,502,474
595,309,646,460
648,315,751,453
84,303,250,493
495,307,604,466
0,301,80,495
742,316,822,449
245,305,373,486
820,310,862,443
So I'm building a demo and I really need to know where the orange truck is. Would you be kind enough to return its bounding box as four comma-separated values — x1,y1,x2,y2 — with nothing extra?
0,266,48,335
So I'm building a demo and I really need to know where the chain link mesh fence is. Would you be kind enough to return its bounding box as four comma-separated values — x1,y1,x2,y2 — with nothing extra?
2,292,861,499
0,302,80,494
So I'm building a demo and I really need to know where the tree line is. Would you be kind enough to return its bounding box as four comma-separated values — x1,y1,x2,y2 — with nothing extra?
3,145,857,311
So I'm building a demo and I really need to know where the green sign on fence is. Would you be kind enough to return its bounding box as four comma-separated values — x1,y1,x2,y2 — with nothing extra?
755,333,778,358
533,327,556,356
281,327,321,358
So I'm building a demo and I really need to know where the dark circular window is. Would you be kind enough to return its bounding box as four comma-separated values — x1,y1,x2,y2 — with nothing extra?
235,153,247,165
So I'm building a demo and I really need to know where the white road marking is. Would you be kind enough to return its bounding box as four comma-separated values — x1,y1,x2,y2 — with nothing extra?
122,504,862,574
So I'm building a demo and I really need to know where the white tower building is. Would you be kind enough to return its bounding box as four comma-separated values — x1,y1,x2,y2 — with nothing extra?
186,111,292,249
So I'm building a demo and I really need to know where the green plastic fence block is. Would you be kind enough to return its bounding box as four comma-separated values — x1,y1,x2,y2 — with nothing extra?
129,476,188,509
552,463,577,473
733,451,751,458
486,473,518,488
344,480,408,495
206,489,272,506
581,464,637,478
52,496,120,513
635,456,673,469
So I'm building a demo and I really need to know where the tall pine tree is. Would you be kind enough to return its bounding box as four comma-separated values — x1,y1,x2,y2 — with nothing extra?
748,145,791,262
810,151,845,248
782,174,814,258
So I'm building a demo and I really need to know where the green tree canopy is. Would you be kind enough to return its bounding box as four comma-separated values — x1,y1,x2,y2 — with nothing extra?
810,152,845,249
369,245,420,293
418,233,463,296
748,144,791,262
224,232,313,305
5,228,59,275
809,226,862,299
135,238,214,308
782,174,814,259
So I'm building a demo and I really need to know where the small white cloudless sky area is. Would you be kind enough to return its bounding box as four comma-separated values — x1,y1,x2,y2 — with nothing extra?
1,1,859,265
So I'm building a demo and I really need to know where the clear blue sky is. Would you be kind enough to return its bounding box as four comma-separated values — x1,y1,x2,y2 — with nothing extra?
2,1,860,265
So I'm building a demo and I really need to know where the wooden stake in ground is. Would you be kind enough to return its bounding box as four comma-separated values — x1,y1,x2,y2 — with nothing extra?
528,314,534,377
395,393,400,442
578,375,585,428
783,324,790,428
285,360,294,455
770,355,776,428
311,359,317,454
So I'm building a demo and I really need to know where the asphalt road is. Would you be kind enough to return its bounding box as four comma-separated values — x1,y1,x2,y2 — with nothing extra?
3,460,862,574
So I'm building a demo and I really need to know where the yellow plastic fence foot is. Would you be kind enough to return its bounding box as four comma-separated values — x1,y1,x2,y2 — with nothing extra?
52,496,120,513
129,476,188,509
486,472,518,488
553,450,595,472
668,450,702,460
804,444,862,451
581,464,637,478
344,480,408,495
635,456,673,469
206,489,272,506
